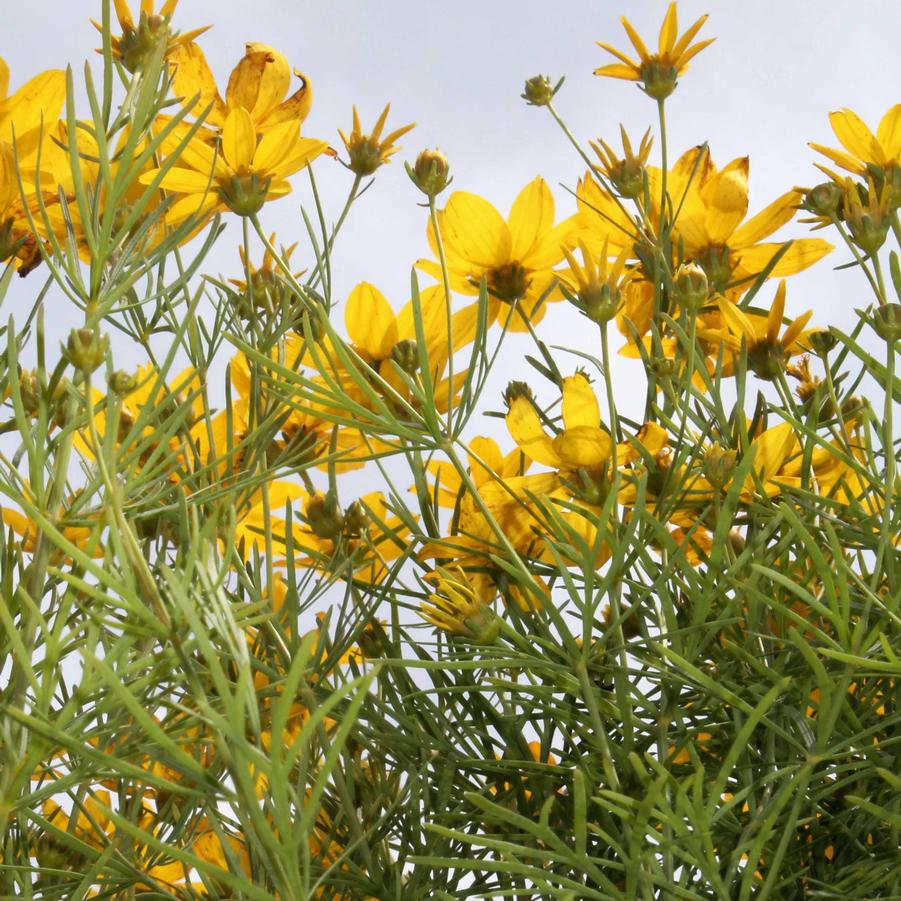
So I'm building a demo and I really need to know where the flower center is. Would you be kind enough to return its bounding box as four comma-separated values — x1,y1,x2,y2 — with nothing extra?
488,262,529,303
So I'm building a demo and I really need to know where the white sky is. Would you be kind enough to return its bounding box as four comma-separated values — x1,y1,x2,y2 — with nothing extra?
4,0,900,420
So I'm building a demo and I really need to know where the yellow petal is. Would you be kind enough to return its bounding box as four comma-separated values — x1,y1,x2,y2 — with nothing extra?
718,297,755,341
561,373,600,429
259,72,313,128
140,166,212,193
508,177,555,264
620,17,650,60
658,2,678,55
242,44,291,122
468,436,503,489
429,192,512,273
276,137,328,176
736,239,833,278
593,63,641,80
252,118,299,171
113,0,134,29
553,426,612,467
876,103,901,159
345,282,398,360
701,157,749,245
0,70,66,139
168,42,227,127
506,397,561,468
748,423,797,485
731,190,799,248
829,108,880,165
221,107,256,170
0,60,9,102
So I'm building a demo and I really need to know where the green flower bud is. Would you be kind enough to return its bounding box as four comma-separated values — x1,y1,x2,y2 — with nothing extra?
871,303,901,342
390,339,420,374
583,283,620,323
806,327,837,356
704,444,737,489
306,492,345,540
408,148,451,197
108,370,138,396
64,328,108,374
522,74,555,107
673,262,709,310
802,182,843,218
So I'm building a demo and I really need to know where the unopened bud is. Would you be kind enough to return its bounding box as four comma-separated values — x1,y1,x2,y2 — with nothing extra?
802,182,842,218
871,304,901,342
649,357,676,379
673,262,709,310
522,74,556,107
108,370,138,396
64,328,107,374
704,444,737,489
390,339,420,374
305,492,345,540
504,380,533,406
806,327,837,356
408,148,450,197
583,283,619,323
343,499,368,538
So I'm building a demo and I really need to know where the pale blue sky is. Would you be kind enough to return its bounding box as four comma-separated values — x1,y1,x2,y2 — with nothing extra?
4,1,899,416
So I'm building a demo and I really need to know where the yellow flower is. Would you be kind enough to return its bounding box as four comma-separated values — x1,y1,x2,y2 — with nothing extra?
420,566,500,643
418,177,578,331
590,125,653,199
560,239,632,323
0,60,67,272
810,105,901,180
650,147,834,294
505,372,613,474
168,41,313,133
141,107,327,219
97,0,210,73
703,281,813,380
339,104,415,176
594,3,715,99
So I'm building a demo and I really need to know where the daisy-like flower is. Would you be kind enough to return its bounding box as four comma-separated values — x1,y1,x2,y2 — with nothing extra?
95,0,210,74
140,107,327,219
590,125,653,199
168,41,313,133
339,104,415,176
841,175,892,254
560,238,632,323
420,566,500,643
418,177,579,331
705,281,813,380
595,3,715,100
505,372,613,475
810,105,901,183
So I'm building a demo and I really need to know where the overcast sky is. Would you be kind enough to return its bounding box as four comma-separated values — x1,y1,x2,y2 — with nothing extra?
4,1,899,417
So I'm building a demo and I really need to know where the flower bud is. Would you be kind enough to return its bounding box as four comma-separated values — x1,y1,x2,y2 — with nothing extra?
408,148,450,197
673,262,709,310
503,380,533,407
18,370,41,416
390,339,420,374
871,304,901,342
649,357,676,379
704,444,737,489
522,74,555,107
841,395,870,422
639,60,678,100
108,370,138,396
802,182,842,218
305,492,345,540
748,342,789,381
806,327,837,356
343,499,369,538
582,283,619,323
64,328,108,374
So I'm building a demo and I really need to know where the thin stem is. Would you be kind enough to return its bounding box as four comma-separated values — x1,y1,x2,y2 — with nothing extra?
428,194,455,437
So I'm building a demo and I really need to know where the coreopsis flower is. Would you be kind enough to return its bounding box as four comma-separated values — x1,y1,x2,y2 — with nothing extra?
560,239,632,323
594,3,715,100
420,566,500,643
590,126,653,199
704,281,813,380
505,372,613,475
418,177,579,331
809,105,901,187
651,147,834,294
336,281,477,412
97,0,210,73
0,60,67,272
841,175,892,254
168,41,313,133
228,232,305,317
339,104,415,176
140,107,327,218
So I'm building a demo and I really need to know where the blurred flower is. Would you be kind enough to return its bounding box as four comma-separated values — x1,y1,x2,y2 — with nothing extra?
594,3,714,99
339,104,415,176
97,0,210,73
141,107,327,218
168,41,313,132
418,177,579,331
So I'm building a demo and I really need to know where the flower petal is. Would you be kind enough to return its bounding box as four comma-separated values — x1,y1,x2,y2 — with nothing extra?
829,108,881,166
168,42,227,126
508,177,555,264
731,190,799,248
506,397,561,468
252,118,299,171
553,426,612,467
430,192,512,273
561,373,600,429
345,282,398,360
701,157,749,245
736,239,833,278
876,103,901,160
222,107,256,170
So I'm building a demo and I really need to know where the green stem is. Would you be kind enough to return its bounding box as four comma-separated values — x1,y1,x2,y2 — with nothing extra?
428,194,455,437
